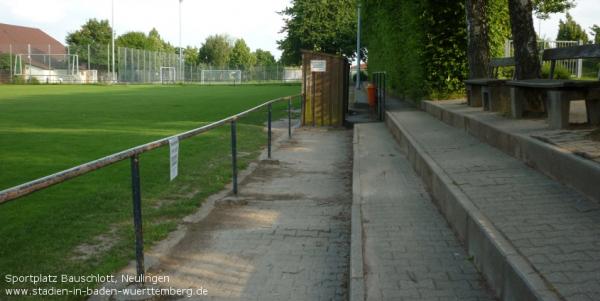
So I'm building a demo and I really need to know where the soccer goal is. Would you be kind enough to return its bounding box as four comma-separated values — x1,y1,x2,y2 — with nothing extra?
160,67,176,84
13,53,80,83
200,70,242,85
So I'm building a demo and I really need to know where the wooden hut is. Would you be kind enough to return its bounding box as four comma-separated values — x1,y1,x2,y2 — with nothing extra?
301,51,350,126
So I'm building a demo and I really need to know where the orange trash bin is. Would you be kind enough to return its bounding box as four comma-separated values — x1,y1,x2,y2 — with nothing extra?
367,84,377,107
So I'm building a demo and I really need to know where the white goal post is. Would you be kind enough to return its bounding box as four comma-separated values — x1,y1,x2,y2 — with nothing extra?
13,53,80,83
200,70,242,84
160,67,176,84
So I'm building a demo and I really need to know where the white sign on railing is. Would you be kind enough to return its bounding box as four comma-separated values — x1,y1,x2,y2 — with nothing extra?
169,137,179,181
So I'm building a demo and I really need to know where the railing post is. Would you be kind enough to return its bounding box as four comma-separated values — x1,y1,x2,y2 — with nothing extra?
231,120,238,195
130,155,144,282
288,97,292,138
268,103,272,158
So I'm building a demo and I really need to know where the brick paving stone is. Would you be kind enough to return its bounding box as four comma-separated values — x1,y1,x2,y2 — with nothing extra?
355,123,496,301
389,107,600,301
144,129,352,301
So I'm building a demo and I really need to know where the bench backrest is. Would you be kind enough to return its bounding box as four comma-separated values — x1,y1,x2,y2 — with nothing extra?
490,57,515,79
542,44,600,79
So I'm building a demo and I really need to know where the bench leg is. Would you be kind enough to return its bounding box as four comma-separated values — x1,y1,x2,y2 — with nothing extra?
482,86,490,111
467,85,482,107
547,91,571,129
510,87,525,118
585,98,600,125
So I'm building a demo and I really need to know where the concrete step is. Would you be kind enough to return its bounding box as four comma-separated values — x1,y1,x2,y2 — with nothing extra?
420,100,600,203
351,123,496,301
386,104,600,301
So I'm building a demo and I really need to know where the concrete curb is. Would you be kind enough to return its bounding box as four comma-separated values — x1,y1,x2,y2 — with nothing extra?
421,100,600,203
350,127,366,301
385,111,562,301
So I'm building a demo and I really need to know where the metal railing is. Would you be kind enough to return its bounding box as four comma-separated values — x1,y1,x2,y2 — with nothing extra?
372,72,387,121
0,93,303,280
504,39,584,78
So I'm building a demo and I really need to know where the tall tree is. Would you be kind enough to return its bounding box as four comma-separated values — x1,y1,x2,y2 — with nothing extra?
591,25,600,44
507,0,540,79
557,13,589,43
465,0,491,78
66,19,112,68
183,46,200,66
147,28,174,52
254,49,276,66
229,39,255,70
533,0,575,19
66,19,112,47
198,34,233,68
116,32,148,49
278,0,357,65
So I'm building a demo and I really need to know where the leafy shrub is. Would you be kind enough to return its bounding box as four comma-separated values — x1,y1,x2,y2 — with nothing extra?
541,64,571,79
362,0,510,100
12,76,41,84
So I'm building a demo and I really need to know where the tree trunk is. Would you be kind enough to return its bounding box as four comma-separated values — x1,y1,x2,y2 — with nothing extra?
507,0,540,79
465,0,491,78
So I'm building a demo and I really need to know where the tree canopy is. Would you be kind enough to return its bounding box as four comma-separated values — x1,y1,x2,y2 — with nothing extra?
116,29,175,52
147,28,175,52
198,34,233,68
183,46,200,66
557,13,589,43
116,32,147,49
229,39,255,70
591,25,600,44
254,49,276,66
66,19,113,67
278,0,357,65
533,0,576,20
66,19,112,47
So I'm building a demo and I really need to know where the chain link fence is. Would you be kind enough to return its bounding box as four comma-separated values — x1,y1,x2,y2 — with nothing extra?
0,44,302,84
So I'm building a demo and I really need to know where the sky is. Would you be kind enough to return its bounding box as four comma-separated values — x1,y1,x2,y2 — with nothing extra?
536,0,600,41
0,0,292,59
0,0,598,59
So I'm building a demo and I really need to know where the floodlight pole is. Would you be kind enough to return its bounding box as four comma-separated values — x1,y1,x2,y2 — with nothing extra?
355,1,361,90
179,0,183,83
111,0,116,83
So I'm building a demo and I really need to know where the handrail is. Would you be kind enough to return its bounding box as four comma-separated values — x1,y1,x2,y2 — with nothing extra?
0,92,303,282
0,94,302,204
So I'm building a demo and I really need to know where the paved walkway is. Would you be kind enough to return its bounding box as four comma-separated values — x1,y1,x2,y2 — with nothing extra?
354,123,495,301
388,106,600,301
148,128,352,301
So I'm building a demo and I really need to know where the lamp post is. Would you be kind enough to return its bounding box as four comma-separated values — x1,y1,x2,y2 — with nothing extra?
179,0,183,82
112,0,116,83
355,1,361,90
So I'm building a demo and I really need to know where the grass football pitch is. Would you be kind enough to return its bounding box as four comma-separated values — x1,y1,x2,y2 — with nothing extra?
0,84,300,299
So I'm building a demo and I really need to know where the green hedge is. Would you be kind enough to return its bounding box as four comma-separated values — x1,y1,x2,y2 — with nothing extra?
362,0,510,100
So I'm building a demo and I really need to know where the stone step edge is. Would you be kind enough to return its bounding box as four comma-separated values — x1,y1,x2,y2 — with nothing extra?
385,111,562,301
350,127,365,301
421,100,600,203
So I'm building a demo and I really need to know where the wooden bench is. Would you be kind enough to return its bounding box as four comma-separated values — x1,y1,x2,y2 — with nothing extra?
506,44,600,129
464,57,515,111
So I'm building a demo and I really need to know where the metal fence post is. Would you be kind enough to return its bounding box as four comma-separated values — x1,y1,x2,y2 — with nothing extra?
577,40,583,79
288,97,292,138
130,155,145,281
231,120,238,195
268,104,272,158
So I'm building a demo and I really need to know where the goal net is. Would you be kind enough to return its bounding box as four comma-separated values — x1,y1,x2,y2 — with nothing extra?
200,70,242,84
160,67,176,84
13,53,81,83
